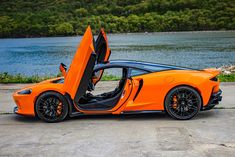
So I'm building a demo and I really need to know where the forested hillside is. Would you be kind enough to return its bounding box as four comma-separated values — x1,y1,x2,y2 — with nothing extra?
0,0,234,38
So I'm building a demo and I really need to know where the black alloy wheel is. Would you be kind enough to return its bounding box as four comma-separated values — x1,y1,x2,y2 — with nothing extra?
165,86,202,120
35,92,68,122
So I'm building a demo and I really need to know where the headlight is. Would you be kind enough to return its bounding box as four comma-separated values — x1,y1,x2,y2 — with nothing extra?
18,89,32,95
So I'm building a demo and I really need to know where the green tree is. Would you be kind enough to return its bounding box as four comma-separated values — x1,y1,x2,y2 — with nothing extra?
50,22,74,36
0,0,234,37
75,8,88,17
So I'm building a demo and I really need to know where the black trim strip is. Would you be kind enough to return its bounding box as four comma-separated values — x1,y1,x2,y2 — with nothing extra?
133,79,143,101
121,110,163,114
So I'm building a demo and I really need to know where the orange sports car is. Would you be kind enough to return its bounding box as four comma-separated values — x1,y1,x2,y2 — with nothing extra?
13,26,222,122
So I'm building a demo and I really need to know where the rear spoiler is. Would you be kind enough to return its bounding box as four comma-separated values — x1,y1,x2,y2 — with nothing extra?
203,68,221,76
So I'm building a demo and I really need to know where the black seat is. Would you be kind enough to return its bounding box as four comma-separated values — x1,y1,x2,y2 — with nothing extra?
78,79,127,110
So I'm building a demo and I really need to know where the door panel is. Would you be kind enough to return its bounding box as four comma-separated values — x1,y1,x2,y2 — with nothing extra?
112,78,142,114
108,79,133,112
95,28,111,63
93,29,111,85
74,53,96,103
63,26,95,99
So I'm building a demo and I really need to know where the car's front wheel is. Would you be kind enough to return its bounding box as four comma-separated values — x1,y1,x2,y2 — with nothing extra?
35,91,68,122
165,86,202,120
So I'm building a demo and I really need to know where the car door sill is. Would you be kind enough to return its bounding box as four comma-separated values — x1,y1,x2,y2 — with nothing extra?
121,110,164,114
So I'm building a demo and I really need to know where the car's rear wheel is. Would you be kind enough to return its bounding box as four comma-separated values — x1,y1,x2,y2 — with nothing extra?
165,86,202,120
35,91,68,122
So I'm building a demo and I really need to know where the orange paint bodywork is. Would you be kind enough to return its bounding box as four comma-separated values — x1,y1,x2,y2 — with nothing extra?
122,70,220,112
12,26,221,117
13,77,65,116
63,26,94,100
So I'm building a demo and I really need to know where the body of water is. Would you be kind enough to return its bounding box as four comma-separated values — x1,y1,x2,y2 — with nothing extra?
0,31,234,76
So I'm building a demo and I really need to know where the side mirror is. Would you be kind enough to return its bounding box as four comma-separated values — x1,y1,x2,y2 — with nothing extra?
59,63,67,77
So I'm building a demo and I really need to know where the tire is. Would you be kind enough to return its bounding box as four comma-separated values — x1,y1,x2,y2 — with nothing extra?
165,86,202,120
35,91,68,122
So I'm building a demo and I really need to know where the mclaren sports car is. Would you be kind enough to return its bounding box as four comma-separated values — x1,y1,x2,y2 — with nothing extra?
13,26,222,122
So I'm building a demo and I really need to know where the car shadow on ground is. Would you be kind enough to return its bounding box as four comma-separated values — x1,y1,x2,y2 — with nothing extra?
12,115,40,123
12,110,217,123
69,110,215,121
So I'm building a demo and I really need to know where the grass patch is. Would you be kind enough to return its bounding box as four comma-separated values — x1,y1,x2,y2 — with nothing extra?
217,74,235,82
1,72,234,84
0,72,120,83
101,74,121,81
0,72,54,83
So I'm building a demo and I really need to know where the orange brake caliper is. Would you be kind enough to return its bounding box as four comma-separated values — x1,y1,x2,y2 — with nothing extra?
172,95,178,109
56,102,63,115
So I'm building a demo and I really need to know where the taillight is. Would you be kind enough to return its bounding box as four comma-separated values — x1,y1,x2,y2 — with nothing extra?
210,76,218,81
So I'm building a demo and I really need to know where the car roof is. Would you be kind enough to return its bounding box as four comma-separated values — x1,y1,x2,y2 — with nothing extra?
94,60,195,72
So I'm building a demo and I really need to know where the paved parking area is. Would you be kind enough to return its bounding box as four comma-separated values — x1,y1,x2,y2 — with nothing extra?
0,83,234,157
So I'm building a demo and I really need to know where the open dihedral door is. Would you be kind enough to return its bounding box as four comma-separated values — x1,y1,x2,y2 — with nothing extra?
92,29,111,85
95,28,111,63
63,26,96,103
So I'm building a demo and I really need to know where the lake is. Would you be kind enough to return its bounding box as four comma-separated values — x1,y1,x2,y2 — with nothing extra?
0,31,234,76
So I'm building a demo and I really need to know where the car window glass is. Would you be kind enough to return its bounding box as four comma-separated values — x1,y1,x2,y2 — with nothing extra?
130,69,148,77
142,65,169,71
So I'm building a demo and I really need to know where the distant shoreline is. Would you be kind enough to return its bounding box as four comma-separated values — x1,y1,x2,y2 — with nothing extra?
1,30,235,39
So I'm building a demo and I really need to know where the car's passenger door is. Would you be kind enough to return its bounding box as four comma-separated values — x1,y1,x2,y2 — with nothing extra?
92,29,111,85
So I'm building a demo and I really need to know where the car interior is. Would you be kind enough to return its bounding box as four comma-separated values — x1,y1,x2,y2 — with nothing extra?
77,68,128,110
